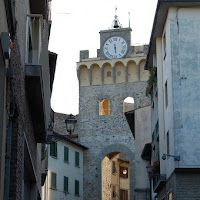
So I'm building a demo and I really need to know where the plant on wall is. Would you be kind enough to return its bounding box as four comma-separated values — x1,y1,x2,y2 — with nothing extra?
146,67,157,96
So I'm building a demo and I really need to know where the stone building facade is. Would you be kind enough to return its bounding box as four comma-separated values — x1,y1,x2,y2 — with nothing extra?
0,0,56,199
77,18,151,200
145,1,200,199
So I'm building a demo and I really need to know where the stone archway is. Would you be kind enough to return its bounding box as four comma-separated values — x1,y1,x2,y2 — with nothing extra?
96,143,135,200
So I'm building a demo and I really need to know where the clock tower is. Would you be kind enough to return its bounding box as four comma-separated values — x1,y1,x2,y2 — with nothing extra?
77,15,150,200
100,15,133,59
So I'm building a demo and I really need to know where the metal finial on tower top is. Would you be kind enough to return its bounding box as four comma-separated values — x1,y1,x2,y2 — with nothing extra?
112,7,121,29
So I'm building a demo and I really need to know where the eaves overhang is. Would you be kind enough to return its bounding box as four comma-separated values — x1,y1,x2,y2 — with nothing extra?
29,0,48,18
51,132,89,150
141,143,152,161
49,51,57,92
25,64,46,143
145,0,200,70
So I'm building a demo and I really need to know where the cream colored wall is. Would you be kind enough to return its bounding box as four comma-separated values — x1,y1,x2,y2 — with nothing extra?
119,162,129,191
103,63,113,85
109,155,130,200
92,64,102,85
102,157,112,200
140,60,149,81
77,54,146,87
80,65,90,86
115,62,125,83
128,61,138,82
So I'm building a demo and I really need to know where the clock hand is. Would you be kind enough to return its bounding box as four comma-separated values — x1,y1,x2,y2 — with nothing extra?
114,44,116,53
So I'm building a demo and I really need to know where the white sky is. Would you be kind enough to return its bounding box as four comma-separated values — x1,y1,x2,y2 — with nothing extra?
49,0,157,115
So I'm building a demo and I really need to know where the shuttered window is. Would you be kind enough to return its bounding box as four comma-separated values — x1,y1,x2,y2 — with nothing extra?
50,142,57,157
75,180,79,196
120,189,128,200
75,151,79,167
64,176,68,192
64,146,69,162
51,172,57,189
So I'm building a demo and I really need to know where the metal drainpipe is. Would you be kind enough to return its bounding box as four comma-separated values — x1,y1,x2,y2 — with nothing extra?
4,65,15,200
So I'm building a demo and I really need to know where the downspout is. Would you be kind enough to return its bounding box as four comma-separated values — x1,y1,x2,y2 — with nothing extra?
4,64,15,200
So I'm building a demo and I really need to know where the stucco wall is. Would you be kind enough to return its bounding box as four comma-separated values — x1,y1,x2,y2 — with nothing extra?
43,140,84,200
134,105,151,198
160,8,200,179
170,8,200,168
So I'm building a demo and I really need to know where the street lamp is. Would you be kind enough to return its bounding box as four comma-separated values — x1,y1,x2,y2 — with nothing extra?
65,114,77,135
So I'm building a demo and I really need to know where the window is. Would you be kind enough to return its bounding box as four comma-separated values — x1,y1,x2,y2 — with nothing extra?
120,166,128,179
75,180,79,196
64,176,68,193
51,172,57,189
99,99,110,115
120,189,128,200
112,185,117,198
50,142,57,157
123,97,134,113
167,132,170,156
112,161,117,174
163,32,166,59
64,146,69,162
75,151,79,167
165,81,168,108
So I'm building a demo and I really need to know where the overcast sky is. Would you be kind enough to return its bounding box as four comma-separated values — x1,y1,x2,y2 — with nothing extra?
49,0,158,115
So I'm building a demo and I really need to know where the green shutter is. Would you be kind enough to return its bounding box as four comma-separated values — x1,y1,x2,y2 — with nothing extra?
75,180,79,196
50,143,53,156
64,176,68,192
64,146,69,162
51,172,57,189
75,152,79,167
50,143,57,157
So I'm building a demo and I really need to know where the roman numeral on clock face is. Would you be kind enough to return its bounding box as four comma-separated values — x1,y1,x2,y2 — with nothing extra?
103,36,128,59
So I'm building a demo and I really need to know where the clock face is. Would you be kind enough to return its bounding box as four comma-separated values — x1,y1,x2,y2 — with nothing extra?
103,36,128,59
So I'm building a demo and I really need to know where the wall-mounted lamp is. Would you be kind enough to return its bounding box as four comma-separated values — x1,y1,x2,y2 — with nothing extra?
65,114,77,135
162,154,180,161
146,164,153,173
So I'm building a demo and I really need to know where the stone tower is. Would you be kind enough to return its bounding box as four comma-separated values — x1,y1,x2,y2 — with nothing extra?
77,15,150,200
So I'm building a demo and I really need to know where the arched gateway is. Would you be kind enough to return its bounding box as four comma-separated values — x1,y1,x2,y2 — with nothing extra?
77,15,150,200
97,143,135,200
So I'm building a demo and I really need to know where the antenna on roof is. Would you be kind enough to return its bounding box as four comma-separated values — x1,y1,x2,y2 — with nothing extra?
128,12,130,28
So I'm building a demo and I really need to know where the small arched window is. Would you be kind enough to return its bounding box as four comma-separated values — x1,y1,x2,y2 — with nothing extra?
99,99,110,115
123,97,134,113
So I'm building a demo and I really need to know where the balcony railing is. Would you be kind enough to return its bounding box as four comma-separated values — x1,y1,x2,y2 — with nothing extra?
153,174,166,192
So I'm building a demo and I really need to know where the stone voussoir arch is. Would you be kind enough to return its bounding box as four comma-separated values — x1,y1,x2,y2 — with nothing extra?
96,143,135,200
